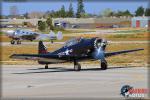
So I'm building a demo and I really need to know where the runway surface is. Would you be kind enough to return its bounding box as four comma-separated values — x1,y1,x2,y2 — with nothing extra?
1,65,149,99
1,40,149,46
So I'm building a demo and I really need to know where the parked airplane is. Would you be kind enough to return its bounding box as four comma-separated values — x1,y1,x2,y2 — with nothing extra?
10,37,144,71
3,29,63,44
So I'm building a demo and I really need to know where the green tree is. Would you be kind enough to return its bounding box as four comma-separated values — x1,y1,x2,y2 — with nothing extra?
46,16,54,30
76,0,85,18
60,5,66,18
135,6,145,16
68,2,74,17
113,10,132,17
145,8,150,16
38,20,46,31
123,10,132,16
23,12,29,19
101,8,113,17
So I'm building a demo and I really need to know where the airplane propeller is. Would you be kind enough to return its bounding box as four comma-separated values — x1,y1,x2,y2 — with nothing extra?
92,38,108,70
92,38,108,60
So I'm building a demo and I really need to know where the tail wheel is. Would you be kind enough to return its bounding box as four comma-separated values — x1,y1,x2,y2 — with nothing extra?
11,40,15,44
45,64,48,69
101,60,107,70
74,63,81,71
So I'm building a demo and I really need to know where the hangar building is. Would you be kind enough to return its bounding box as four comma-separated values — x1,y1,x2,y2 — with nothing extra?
131,17,150,28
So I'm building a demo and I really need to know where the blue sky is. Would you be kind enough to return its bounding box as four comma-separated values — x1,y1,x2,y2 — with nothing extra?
1,1,149,15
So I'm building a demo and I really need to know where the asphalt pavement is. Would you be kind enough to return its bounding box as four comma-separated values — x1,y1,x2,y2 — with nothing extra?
1,64,149,99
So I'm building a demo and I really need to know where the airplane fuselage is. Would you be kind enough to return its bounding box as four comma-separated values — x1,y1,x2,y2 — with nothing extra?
10,37,143,71
38,38,98,64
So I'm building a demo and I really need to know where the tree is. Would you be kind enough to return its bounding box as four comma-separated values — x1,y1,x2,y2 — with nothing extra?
28,11,44,18
145,8,150,16
76,0,85,18
23,12,29,19
60,5,66,18
46,16,54,30
68,2,74,17
101,8,113,17
38,21,46,31
113,10,133,17
123,10,132,16
135,6,144,16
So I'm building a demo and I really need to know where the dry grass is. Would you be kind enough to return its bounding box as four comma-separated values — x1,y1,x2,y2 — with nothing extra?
0,28,149,66
106,43,148,66
1,28,149,42
0,43,148,66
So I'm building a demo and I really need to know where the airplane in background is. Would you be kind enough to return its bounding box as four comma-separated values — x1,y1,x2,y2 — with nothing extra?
10,37,144,71
3,29,63,44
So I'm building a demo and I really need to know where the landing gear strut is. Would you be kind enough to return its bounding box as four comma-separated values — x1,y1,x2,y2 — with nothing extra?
101,60,107,70
45,64,48,69
74,60,81,71
10,40,15,44
50,40,53,44
10,40,21,45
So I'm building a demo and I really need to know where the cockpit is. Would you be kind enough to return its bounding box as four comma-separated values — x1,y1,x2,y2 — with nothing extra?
64,37,83,47
16,29,21,33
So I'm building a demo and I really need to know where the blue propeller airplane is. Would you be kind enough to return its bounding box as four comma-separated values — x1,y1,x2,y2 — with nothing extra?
10,37,144,71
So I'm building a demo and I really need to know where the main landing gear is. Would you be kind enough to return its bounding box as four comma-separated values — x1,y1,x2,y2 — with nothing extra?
74,60,81,71
101,60,107,70
10,40,21,45
43,60,107,71
50,40,54,44
45,64,48,69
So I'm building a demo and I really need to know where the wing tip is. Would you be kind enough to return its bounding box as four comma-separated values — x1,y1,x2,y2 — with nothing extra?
10,54,18,59
137,48,144,51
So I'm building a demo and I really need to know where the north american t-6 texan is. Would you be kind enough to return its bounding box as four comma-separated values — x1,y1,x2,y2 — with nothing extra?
10,37,144,71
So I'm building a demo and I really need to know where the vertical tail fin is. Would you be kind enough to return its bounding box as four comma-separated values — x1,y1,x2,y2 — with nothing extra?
38,41,47,54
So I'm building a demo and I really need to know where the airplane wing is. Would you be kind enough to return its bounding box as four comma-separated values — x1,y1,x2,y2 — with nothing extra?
36,34,50,40
10,54,65,61
105,48,144,57
10,53,91,62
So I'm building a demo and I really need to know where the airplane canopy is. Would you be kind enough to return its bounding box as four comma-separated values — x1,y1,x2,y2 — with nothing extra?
64,37,83,47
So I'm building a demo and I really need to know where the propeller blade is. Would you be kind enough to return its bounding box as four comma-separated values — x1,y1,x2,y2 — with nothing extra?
92,38,108,60
92,47,105,60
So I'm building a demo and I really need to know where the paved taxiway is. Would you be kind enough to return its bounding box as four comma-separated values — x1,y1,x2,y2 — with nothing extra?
2,65,149,99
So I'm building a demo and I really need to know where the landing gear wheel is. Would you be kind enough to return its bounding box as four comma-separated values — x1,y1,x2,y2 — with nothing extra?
45,64,48,69
101,60,107,70
51,40,53,44
17,40,21,44
74,63,81,71
11,40,15,44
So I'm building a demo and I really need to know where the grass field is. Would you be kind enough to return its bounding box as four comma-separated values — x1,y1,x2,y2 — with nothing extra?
1,43,148,67
0,28,149,42
0,28,149,67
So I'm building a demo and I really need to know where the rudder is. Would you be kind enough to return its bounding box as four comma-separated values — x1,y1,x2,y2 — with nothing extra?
38,41,47,54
